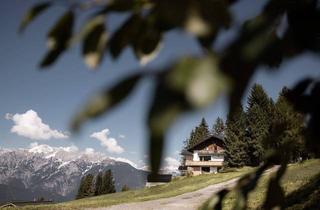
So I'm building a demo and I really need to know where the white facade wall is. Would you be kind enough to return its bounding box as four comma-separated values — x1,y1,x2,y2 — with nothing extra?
193,151,199,161
210,155,224,161
193,150,224,162
210,167,218,173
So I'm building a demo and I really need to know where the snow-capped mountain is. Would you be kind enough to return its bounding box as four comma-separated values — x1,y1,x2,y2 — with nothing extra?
0,145,148,202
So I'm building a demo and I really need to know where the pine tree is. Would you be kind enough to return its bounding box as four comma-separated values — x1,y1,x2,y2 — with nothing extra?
269,87,307,161
245,84,273,166
183,129,195,149
224,106,248,167
183,118,211,149
196,117,211,141
212,117,225,137
247,84,271,109
94,172,103,196
76,176,86,199
101,169,116,194
76,174,94,199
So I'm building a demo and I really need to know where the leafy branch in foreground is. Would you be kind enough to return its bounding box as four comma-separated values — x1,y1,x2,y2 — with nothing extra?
20,0,320,208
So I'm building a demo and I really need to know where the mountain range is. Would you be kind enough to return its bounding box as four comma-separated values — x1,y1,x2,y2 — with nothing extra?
0,145,148,202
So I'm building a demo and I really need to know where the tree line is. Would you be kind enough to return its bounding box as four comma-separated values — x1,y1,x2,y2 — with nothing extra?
183,84,310,167
183,117,225,149
76,169,129,199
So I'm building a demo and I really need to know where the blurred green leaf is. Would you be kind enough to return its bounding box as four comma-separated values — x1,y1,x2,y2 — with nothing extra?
19,2,51,33
47,10,74,50
71,74,142,131
152,0,188,31
262,163,286,209
133,22,162,65
200,189,230,210
147,56,229,174
40,48,63,68
109,14,143,59
40,10,74,68
99,0,137,13
82,15,108,69
167,56,230,108
185,0,231,38
147,80,190,175
233,162,271,209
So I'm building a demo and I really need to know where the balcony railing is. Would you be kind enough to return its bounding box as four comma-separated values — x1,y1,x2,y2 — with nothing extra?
185,160,223,166
197,150,224,155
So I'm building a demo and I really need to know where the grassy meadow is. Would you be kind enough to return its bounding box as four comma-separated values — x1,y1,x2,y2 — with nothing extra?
18,167,253,210
201,159,320,209
8,159,320,210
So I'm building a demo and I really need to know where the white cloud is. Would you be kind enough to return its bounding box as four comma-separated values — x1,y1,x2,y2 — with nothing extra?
84,148,95,155
132,157,180,172
137,159,149,171
5,110,68,140
163,157,180,173
119,134,125,139
90,129,124,154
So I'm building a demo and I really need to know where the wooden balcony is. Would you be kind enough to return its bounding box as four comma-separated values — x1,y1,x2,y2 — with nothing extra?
185,160,223,167
197,150,224,155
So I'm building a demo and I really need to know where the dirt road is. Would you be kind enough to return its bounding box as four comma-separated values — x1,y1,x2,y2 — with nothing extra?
90,177,239,210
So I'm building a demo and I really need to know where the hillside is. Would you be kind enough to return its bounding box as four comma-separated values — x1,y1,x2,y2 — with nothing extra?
17,167,253,209
16,159,320,210
201,159,320,210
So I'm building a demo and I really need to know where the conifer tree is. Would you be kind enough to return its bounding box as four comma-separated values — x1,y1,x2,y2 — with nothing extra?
196,117,211,140
269,87,307,161
183,129,196,149
247,84,271,109
183,118,211,149
224,106,248,167
76,176,86,199
76,174,94,199
212,117,225,137
94,172,103,196
245,84,273,166
101,169,116,194
191,118,210,147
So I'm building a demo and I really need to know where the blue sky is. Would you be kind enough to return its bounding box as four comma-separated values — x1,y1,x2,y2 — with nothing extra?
0,0,319,169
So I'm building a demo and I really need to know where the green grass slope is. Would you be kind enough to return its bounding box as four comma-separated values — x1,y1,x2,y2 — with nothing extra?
19,167,253,210
216,159,320,209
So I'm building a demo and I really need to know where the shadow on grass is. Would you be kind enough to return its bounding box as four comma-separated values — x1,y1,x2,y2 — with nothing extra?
284,172,320,210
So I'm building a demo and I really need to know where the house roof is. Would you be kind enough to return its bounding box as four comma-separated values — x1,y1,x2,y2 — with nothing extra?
187,134,224,152
180,150,193,156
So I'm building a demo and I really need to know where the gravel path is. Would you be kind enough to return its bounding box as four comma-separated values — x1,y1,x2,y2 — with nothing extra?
89,177,239,210
89,167,277,210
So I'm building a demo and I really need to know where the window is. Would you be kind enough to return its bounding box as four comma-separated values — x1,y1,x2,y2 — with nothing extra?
202,167,210,173
200,156,211,161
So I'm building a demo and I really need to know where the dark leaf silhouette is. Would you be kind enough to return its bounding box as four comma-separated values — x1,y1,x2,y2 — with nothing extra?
19,2,51,33
71,73,142,131
82,15,108,69
40,10,74,68
109,14,143,59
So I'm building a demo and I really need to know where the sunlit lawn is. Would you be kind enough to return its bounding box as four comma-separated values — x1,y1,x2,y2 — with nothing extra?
220,159,320,209
18,167,253,210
